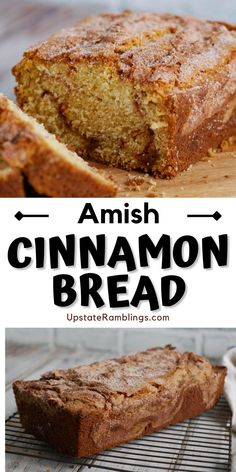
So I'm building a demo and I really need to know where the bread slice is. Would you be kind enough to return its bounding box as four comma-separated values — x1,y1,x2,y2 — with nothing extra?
0,94,116,197
0,159,25,197
13,12,236,178
13,346,226,458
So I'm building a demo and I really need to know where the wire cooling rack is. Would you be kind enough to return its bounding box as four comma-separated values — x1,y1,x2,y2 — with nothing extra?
6,396,232,472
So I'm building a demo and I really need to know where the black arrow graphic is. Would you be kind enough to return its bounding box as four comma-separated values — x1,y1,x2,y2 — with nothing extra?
187,211,221,221
15,211,49,221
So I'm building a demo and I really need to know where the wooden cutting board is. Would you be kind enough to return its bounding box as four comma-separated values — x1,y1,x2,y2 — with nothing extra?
94,151,236,197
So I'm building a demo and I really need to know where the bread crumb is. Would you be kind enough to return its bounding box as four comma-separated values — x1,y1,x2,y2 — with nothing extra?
207,149,216,158
125,176,145,190
221,136,236,152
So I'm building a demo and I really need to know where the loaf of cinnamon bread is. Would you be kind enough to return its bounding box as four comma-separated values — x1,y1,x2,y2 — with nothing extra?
13,346,226,457
13,12,236,178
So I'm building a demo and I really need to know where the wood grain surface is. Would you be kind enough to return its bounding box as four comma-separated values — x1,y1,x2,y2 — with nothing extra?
0,0,236,197
94,152,236,197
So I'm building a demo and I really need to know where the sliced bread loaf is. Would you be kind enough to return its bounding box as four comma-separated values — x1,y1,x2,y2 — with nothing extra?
0,94,116,197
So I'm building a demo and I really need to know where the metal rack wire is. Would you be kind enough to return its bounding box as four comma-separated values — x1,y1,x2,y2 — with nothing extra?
6,396,232,472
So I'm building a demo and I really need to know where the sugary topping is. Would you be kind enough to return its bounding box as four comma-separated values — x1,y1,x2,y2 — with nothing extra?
42,346,182,391
26,12,236,88
14,346,212,410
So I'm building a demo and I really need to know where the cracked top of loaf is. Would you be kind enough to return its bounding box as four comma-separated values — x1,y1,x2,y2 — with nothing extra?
21,11,236,89
13,346,225,413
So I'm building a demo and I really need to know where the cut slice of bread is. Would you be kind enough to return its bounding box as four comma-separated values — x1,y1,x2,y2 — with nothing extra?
0,159,25,197
0,94,116,197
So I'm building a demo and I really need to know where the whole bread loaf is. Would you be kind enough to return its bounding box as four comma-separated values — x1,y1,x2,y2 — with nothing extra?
13,346,226,457
13,12,236,178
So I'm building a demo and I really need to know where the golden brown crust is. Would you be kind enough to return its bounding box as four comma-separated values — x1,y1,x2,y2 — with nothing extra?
17,12,236,90
160,88,236,178
13,346,226,457
0,161,25,197
0,94,116,197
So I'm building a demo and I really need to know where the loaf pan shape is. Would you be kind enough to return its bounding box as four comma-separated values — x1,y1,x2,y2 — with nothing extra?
0,93,116,197
13,346,226,457
13,12,236,178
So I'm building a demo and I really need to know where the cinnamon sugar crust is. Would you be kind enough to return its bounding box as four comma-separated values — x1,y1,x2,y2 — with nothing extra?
13,12,236,178
13,346,226,457
27,12,236,89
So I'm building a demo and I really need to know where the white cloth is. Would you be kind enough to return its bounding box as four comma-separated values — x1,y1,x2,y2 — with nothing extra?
223,347,236,433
